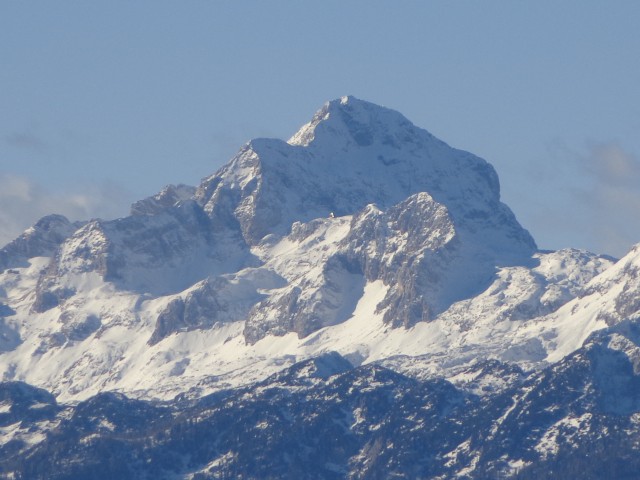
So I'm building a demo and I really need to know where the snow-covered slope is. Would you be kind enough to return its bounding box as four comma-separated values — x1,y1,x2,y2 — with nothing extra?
0,97,630,403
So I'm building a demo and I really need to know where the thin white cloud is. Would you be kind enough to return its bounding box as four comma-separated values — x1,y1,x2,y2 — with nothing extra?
584,142,640,187
575,142,640,257
0,174,133,247
504,140,640,258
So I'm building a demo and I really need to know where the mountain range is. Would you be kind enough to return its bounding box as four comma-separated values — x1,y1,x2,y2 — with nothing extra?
1,96,639,478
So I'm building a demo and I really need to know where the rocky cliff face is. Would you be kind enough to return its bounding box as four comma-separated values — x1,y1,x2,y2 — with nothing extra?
33,199,254,313
199,96,537,342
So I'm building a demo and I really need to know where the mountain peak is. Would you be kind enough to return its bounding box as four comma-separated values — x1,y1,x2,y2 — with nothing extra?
288,96,430,150
195,96,535,253
0,214,79,270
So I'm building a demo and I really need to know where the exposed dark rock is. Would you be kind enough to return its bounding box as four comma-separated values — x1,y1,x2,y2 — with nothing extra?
150,272,276,345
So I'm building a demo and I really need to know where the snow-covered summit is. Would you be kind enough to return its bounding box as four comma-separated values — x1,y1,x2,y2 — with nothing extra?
196,96,536,258
287,95,434,149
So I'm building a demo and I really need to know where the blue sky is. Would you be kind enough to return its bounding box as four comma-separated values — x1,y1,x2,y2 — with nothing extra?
1,1,639,257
